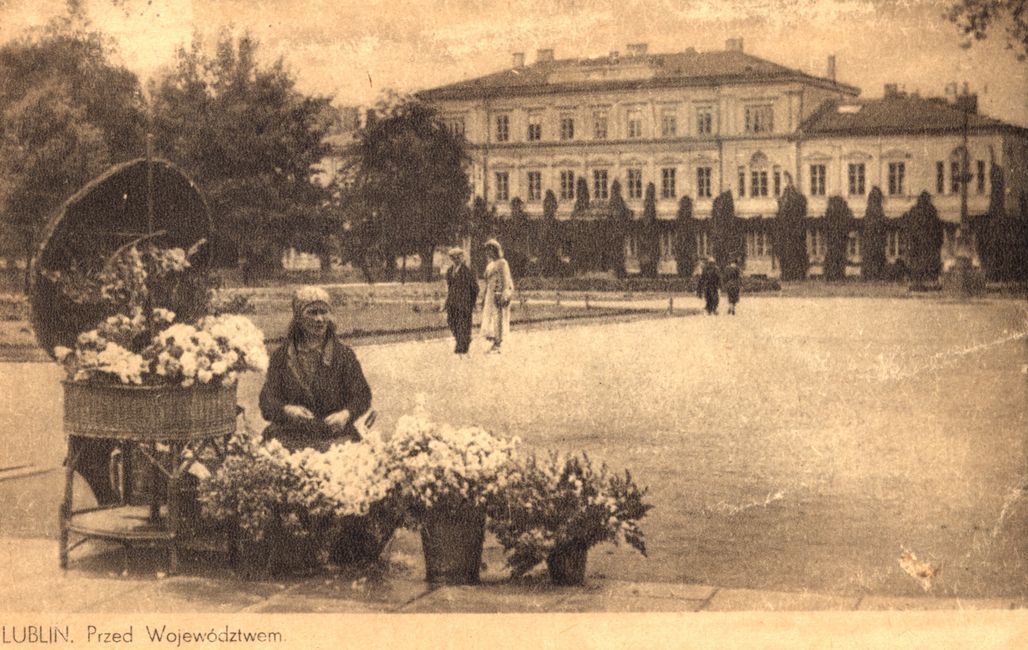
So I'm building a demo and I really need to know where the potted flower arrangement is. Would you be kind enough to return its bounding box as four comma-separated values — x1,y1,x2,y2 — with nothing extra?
197,433,332,579
488,451,653,585
388,414,520,584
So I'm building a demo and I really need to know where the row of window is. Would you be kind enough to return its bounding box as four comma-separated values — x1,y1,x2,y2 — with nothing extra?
494,161,991,203
485,104,733,143
674,230,897,262
494,168,715,202
935,160,988,194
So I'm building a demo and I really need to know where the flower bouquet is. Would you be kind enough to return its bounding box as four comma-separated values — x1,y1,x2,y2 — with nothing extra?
488,451,652,585
388,414,520,584
198,433,333,579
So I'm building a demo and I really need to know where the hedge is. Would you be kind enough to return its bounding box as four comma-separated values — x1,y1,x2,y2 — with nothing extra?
516,275,782,294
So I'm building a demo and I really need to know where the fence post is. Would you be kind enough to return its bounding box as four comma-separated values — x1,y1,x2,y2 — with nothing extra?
668,292,673,315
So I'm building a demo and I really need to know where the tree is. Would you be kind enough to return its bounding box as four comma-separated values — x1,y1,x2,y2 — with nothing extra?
775,185,810,281
904,191,944,284
151,32,335,283
861,186,887,281
710,191,744,269
674,196,697,277
0,12,146,279
979,164,1028,280
607,180,630,276
540,190,561,275
823,196,853,281
574,178,590,213
947,1,1028,60
638,182,659,277
347,93,470,281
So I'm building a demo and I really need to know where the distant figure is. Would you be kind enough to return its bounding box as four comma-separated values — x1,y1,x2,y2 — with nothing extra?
697,258,721,315
723,259,741,315
445,247,478,355
481,239,514,353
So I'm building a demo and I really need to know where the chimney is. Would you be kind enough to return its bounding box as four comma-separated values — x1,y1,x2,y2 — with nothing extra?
609,50,620,63
725,38,744,52
826,55,836,82
536,48,554,63
945,81,959,102
884,83,900,98
627,43,648,57
512,52,525,69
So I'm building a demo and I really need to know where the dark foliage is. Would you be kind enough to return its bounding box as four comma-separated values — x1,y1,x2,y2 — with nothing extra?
823,196,853,281
774,186,810,281
674,196,697,277
861,187,888,281
904,192,944,284
710,191,744,269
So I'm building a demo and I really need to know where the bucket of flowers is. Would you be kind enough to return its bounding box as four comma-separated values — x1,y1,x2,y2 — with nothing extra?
388,413,520,584
488,451,653,585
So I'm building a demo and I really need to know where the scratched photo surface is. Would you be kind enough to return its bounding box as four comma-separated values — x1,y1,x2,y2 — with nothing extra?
1,0,1026,628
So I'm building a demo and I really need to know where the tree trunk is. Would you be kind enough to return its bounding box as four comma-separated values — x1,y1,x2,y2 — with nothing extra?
401,255,407,284
421,243,435,282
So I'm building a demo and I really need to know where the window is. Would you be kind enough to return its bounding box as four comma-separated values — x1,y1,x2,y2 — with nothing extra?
624,235,638,259
559,171,575,201
627,109,643,139
809,164,826,196
445,117,465,137
807,229,825,258
560,114,575,140
848,163,865,196
527,171,542,201
950,161,961,194
888,162,905,196
527,114,542,141
661,168,677,199
593,110,608,139
887,230,906,258
848,231,860,258
738,167,746,197
773,168,782,196
751,170,768,197
747,231,770,257
592,169,609,200
696,231,710,258
661,108,677,137
696,167,712,198
495,172,509,201
659,231,674,259
627,169,643,200
495,115,509,142
696,107,713,135
744,105,774,133
977,160,986,194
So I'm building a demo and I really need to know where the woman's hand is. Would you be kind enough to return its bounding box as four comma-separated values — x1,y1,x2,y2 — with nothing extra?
283,404,315,421
324,409,352,432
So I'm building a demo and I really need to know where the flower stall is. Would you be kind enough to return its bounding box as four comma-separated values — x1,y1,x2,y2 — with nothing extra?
28,158,267,573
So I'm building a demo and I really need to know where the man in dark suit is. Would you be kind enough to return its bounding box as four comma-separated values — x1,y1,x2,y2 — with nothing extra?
445,247,478,355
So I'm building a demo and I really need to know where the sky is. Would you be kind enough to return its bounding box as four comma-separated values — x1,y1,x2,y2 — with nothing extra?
1,0,1026,126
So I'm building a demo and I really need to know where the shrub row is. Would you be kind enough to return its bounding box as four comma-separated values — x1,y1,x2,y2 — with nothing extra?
516,275,782,294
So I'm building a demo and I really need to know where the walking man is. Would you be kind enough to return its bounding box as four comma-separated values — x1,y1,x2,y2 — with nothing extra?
445,247,478,355
697,258,721,315
723,258,741,315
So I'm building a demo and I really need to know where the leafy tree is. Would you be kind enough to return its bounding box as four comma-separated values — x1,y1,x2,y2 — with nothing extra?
710,191,744,269
607,180,630,276
980,164,1028,280
638,182,659,277
151,32,335,283
904,191,944,284
775,185,809,281
861,186,887,281
674,196,697,277
947,0,1027,60
347,93,470,281
0,13,146,279
823,196,853,281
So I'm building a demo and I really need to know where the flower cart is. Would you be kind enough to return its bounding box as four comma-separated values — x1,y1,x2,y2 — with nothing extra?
28,157,261,573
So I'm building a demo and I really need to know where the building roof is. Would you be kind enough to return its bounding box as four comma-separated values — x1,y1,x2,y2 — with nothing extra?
800,95,1026,137
418,49,859,101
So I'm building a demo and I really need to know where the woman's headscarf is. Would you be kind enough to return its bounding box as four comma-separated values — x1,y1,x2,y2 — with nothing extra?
287,285,337,345
484,238,504,259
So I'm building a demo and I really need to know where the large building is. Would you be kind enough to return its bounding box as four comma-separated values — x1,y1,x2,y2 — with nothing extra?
418,40,1028,277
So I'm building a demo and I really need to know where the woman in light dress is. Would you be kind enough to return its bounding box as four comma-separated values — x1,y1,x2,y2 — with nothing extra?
480,239,514,353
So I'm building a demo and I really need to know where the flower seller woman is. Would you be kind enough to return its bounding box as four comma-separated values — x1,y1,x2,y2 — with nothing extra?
259,286,372,451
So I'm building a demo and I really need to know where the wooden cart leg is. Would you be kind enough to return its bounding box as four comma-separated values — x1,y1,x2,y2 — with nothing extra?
59,438,78,570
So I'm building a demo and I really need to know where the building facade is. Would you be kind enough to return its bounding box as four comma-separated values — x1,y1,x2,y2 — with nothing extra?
419,41,1028,277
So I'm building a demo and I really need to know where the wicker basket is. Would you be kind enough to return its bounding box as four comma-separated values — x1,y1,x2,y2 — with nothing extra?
63,382,237,441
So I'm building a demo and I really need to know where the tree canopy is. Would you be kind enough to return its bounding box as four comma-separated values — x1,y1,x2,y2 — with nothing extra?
348,94,470,281
823,196,853,281
775,185,810,281
861,187,887,281
150,31,335,281
947,0,1028,60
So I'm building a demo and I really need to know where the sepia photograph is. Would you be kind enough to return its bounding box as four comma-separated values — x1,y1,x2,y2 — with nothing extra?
0,0,1026,647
